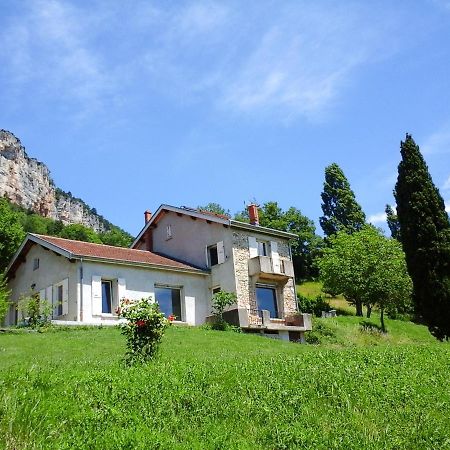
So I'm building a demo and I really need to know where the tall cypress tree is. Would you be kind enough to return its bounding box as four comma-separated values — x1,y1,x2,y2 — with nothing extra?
394,134,450,340
320,163,366,238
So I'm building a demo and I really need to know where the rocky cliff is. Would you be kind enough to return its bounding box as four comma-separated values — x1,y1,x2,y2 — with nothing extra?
0,130,110,232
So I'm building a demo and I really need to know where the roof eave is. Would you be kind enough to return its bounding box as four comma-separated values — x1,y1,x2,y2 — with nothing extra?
73,254,209,275
230,220,298,239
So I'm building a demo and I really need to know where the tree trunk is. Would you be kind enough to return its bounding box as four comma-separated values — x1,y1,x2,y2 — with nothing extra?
355,300,363,317
380,308,386,333
366,304,372,318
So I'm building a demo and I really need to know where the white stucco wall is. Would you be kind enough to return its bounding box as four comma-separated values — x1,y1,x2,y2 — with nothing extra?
80,260,209,325
6,244,78,324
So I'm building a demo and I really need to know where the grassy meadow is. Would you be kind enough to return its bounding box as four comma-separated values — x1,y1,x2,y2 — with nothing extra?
1,321,450,449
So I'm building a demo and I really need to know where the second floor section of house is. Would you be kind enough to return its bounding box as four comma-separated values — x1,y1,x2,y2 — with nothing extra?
132,204,297,279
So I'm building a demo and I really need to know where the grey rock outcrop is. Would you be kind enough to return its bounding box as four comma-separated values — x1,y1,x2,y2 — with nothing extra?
0,130,108,232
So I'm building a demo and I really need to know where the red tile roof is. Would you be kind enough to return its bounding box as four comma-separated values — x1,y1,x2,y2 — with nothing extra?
33,234,203,272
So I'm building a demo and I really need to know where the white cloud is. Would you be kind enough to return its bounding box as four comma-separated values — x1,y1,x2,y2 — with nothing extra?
442,176,450,190
446,201,450,213
0,1,403,121
422,124,450,155
368,212,387,224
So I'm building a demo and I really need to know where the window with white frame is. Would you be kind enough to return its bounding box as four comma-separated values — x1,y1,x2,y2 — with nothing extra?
155,286,182,320
101,280,113,314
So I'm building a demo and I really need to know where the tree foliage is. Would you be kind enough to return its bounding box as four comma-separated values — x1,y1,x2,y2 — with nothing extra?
197,203,231,217
59,224,103,243
320,163,366,237
0,198,26,272
319,226,413,330
0,272,11,324
235,201,323,280
385,204,401,241
394,134,450,340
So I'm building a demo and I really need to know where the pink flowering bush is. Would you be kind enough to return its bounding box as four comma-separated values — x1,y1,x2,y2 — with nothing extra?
118,297,168,365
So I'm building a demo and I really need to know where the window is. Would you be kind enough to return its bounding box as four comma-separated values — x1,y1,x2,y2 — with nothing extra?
166,224,172,240
102,280,113,314
212,286,221,295
208,245,218,266
33,258,40,271
155,287,182,320
256,286,278,318
257,241,268,256
57,285,63,316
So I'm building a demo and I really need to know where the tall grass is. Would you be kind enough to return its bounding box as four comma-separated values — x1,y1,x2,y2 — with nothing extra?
1,326,449,449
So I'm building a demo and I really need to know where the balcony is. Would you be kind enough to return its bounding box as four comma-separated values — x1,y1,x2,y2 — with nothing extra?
248,256,294,280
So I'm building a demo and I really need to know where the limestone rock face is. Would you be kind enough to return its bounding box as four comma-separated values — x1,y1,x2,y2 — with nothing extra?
0,130,107,232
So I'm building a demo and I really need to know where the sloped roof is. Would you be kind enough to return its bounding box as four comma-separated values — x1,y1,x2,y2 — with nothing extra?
132,204,298,248
7,234,206,276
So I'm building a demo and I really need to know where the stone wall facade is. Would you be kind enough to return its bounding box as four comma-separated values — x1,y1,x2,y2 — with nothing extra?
231,229,297,317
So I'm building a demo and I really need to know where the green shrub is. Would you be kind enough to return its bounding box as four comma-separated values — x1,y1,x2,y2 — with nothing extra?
17,294,52,328
210,290,237,330
297,294,330,317
305,320,337,344
118,297,168,365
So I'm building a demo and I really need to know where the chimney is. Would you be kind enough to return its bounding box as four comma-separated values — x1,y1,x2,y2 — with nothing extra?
248,203,259,226
144,210,152,224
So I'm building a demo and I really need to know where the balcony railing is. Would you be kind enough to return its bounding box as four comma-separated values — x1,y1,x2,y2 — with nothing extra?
248,256,294,279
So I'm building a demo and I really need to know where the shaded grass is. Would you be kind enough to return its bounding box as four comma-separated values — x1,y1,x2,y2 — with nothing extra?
1,326,449,449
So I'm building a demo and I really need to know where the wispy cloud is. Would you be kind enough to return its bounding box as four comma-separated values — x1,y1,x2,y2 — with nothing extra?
422,123,450,155
368,212,387,225
442,176,450,190
0,0,403,122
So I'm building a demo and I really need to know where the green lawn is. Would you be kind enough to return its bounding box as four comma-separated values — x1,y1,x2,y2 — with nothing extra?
1,325,450,449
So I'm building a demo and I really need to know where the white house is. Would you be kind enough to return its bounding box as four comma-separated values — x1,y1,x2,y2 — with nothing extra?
5,204,312,340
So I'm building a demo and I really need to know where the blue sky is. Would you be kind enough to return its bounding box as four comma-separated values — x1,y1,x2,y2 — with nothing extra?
1,0,450,236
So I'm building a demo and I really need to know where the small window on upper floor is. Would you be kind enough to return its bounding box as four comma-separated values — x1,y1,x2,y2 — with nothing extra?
257,240,268,257
208,245,218,267
33,258,40,271
166,224,172,240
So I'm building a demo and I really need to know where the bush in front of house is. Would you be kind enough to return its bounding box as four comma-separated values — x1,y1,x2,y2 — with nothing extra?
297,294,330,317
210,291,237,330
118,297,168,365
17,293,52,328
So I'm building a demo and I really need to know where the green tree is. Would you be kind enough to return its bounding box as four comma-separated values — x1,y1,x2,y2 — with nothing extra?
319,226,412,328
198,203,231,217
59,224,102,244
100,228,133,247
385,204,401,241
320,163,366,237
0,272,11,324
0,198,26,272
235,202,323,279
394,134,450,340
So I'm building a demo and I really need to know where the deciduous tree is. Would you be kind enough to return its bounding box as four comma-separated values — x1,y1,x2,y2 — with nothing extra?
394,134,450,340
319,226,412,328
0,198,25,272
